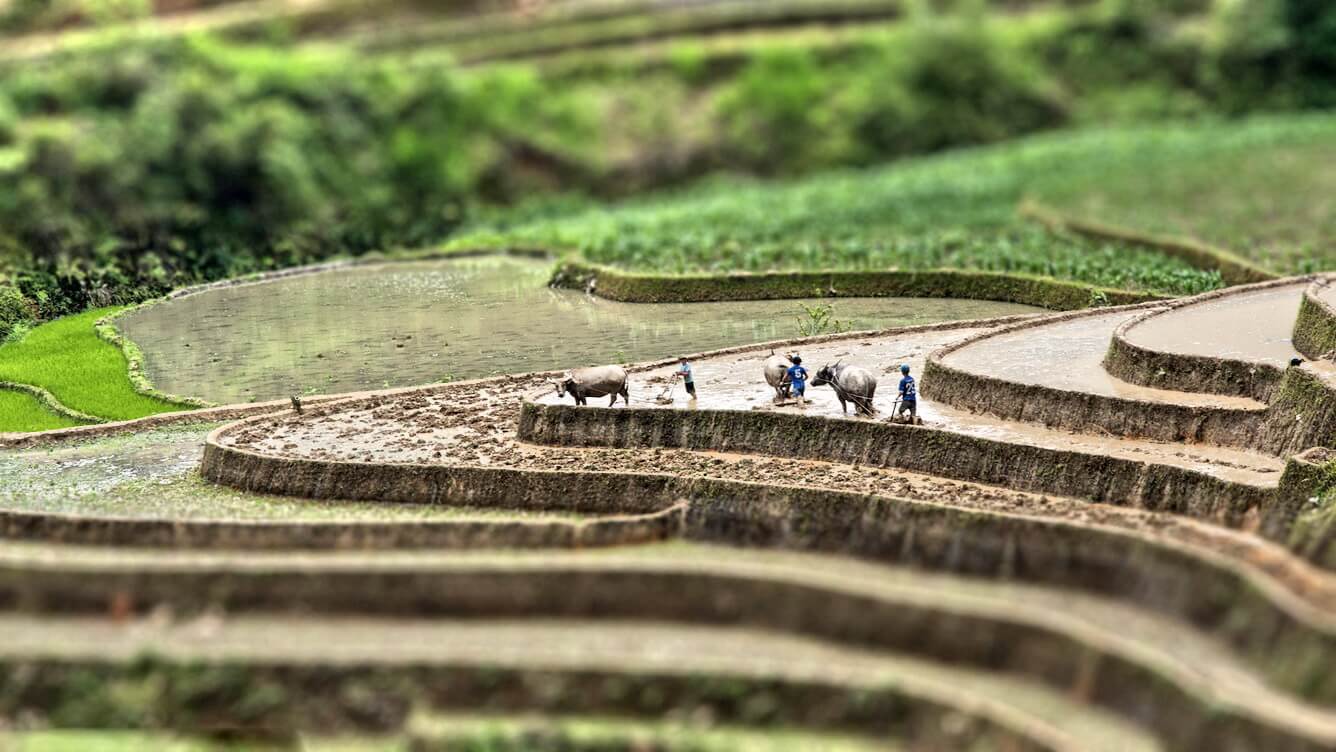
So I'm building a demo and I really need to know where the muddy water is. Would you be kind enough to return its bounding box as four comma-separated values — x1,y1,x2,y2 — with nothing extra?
0,424,585,521
941,311,1261,409
118,256,1039,405
1319,280,1336,308
1126,284,1306,365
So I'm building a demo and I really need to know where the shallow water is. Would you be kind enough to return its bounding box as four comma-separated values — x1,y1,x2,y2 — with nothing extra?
1126,284,1305,365
119,256,1040,404
943,311,1260,408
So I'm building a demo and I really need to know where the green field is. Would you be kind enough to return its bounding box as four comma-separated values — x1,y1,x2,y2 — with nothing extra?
1037,137,1336,273
0,388,83,432
0,308,188,429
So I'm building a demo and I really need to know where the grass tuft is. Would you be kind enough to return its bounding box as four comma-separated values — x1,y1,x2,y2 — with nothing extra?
0,308,190,430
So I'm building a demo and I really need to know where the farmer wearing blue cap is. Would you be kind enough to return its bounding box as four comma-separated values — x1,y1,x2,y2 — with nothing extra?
896,364,917,423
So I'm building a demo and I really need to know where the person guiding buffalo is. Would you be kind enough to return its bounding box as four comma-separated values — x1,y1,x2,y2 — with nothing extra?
675,355,697,401
896,363,918,424
785,355,809,407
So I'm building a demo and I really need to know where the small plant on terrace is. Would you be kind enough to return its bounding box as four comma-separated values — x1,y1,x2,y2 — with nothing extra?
795,303,851,337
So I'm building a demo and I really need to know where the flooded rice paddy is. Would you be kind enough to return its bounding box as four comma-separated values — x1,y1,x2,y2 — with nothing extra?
117,255,1040,405
0,423,584,521
944,311,1262,409
1125,284,1307,365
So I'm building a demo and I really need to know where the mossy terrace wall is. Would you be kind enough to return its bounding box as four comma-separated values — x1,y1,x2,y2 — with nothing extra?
9,466,1336,749
1101,278,1317,402
516,394,1276,527
202,404,1336,716
1294,281,1336,361
0,503,685,551
0,659,1053,752
549,260,1158,309
922,302,1272,452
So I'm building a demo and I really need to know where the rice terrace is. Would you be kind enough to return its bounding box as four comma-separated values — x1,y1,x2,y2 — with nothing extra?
2,0,1336,749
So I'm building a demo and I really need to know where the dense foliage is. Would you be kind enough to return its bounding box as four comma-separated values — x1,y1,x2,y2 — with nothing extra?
0,0,1333,332
451,120,1318,297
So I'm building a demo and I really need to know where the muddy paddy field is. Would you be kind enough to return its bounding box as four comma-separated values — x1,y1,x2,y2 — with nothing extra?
115,255,1039,405
5,260,1336,751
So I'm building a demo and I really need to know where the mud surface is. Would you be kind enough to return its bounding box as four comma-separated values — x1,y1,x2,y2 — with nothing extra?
228,328,1282,486
1127,284,1307,364
942,311,1262,409
118,256,1038,405
0,423,582,522
1320,281,1336,308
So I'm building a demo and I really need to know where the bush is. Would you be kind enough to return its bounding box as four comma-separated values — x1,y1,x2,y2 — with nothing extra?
0,284,33,341
858,18,1067,155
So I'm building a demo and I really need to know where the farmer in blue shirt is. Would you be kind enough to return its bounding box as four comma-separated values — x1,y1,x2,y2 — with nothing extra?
897,364,917,423
786,355,809,405
675,356,697,400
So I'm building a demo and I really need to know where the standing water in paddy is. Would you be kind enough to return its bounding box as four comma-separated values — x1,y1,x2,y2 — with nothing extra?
117,255,1039,405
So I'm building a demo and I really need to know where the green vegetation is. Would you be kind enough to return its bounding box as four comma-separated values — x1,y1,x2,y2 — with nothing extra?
1,717,891,751
2,1,1335,321
1287,455,1336,569
0,307,187,426
450,116,1336,295
409,715,894,752
1037,136,1336,273
0,388,83,432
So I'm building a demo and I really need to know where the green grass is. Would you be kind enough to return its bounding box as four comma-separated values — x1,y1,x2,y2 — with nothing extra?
410,715,896,752
0,388,84,432
446,118,1336,294
1036,137,1336,274
453,114,1336,289
0,308,189,429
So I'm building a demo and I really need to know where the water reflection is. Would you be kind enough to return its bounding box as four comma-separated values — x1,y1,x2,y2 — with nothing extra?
119,256,1040,404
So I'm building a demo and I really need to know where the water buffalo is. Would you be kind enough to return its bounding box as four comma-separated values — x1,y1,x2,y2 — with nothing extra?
812,362,877,416
554,365,630,406
763,352,793,401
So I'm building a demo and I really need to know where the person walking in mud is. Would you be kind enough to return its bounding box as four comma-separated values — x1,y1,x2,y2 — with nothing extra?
896,364,917,423
675,356,697,401
786,355,809,407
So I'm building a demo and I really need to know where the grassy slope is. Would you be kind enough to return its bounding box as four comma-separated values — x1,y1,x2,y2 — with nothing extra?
455,114,1336,288
451,119,1336,294
0,389,83,432
0,308,187,428
1037,136,1336,273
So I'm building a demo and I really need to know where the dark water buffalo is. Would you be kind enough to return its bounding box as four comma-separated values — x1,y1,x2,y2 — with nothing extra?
554,365,630,406
812,362,877,416
763,352,792,401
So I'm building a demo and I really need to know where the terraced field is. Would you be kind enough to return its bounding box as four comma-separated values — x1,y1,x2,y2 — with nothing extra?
4,0,1336,745
2,271,1334,748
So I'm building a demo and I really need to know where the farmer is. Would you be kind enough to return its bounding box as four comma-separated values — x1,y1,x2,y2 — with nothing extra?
897,364,917,423
675,355,697,401
786,355,809,405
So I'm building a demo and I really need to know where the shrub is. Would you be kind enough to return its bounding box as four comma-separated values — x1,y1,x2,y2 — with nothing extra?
0,284,33,341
